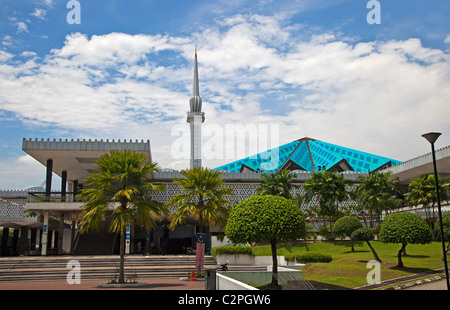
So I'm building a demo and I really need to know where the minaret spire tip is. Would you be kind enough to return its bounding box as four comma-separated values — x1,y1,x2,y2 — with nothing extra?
189,45,202,113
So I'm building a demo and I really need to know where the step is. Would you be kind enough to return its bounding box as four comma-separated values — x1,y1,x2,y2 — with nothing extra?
0,255,220,282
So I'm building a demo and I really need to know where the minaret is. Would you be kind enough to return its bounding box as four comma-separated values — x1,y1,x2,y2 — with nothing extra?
187,47,205,169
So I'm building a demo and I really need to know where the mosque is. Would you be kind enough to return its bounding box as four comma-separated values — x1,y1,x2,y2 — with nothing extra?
0,50,449,257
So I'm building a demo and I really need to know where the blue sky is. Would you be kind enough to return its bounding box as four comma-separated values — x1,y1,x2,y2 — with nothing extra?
1,0,450,189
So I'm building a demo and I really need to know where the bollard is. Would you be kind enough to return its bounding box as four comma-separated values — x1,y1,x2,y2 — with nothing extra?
205,268,216,290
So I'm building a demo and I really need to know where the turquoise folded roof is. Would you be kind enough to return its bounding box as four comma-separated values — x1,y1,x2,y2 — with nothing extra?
212,138,402,173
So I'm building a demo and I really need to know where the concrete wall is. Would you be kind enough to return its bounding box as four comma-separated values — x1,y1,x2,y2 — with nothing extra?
216,273,259,290
216,267,303,290
215,254,301,266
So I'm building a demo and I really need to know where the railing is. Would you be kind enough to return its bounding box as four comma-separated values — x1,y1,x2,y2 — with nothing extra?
27,191,78,203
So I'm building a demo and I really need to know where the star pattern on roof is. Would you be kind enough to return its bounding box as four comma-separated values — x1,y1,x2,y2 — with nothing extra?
213,137,402,173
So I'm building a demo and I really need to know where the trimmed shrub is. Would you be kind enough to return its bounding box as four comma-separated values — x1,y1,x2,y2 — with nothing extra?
285,252,333,263
333,216,363,238
211,245,253,259
380,212,432,268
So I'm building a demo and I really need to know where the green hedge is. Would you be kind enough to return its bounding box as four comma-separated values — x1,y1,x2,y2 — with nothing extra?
285,252,333,263
211,246,253,259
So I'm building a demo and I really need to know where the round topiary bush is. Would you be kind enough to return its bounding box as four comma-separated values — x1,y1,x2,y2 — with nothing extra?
379,212,432,268
333,215,363,238
333,215,363,252
225,194,306,287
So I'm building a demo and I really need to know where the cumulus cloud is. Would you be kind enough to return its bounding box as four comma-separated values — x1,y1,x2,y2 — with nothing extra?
0,155,47,189
15,21,29,33
31,8,47,20
0,13,449,175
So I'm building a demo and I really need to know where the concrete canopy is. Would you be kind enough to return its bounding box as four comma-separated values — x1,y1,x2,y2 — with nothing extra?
383,145,450,185
22,138,152,184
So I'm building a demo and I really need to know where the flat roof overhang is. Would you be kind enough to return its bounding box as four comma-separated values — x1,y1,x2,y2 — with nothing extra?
383,145,450,185
22,138,152,184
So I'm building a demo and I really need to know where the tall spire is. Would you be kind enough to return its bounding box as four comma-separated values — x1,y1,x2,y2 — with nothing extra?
187,46,205,169
189,46,202,112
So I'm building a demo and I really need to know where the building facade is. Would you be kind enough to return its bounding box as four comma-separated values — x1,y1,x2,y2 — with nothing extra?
1,50,449,256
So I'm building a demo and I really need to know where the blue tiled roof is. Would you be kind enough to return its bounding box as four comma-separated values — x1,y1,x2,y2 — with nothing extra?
212,138,402,173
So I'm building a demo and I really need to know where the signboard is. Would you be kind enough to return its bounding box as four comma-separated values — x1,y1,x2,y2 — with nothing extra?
196,233,205,244
125,225,130,254
69,212,82,221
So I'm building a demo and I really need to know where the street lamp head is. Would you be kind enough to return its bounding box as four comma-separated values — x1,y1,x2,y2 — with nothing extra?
422,132,441,144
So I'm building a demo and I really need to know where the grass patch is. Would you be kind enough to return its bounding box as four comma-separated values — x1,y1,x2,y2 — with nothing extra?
253,241,447,289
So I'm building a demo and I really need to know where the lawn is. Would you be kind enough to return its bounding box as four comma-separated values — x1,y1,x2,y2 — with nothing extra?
253,241,447,288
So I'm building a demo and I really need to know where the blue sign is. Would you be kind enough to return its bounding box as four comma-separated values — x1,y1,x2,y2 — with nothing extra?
196,233,205,244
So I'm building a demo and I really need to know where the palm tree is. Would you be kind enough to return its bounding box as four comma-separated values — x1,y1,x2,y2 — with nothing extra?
167,167,232,276
408,174,450,237
78,149,167,284
355,171,403,228
303,169,353,232
168,167,232,233
257,170,296,199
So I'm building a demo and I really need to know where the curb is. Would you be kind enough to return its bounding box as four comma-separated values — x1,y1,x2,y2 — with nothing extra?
383,274,446,290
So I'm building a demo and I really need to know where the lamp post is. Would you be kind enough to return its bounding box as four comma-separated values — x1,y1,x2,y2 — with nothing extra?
422,132,449,290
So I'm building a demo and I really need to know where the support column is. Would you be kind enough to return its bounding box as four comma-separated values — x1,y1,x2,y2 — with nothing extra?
70,221,76,254
51,230,56,249
58,212,64,254
1,227,9,256
41,211,49,256
12,229,19,256
45,159,53,202
35,228,41,251
73,180,78,202
18,227,28,256
61,170,67,202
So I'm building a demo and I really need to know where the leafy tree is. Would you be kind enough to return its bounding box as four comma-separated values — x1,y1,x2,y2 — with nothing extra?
355,171,402,228
304,170,353,232
333,215,363,252
351,228,382,262
408,174,450,237
78,150,167,283
257,170,296,199
167,167,232,276
225,195,306,287
379,212,432,268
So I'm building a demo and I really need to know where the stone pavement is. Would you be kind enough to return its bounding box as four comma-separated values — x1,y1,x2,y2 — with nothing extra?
0,278,206,290
403,278,448,290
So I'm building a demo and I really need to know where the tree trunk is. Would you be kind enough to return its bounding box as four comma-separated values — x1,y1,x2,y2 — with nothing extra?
270,240,278,287
119,227,125,283
402,244,408,257
397,244,406,268
366,241,382,262
442,242,450,262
